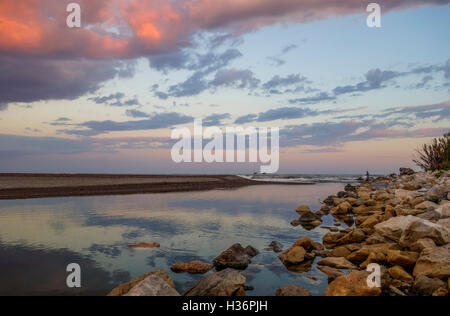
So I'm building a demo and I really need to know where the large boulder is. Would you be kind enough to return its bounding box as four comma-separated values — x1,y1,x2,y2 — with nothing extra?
374,216,418,242
424,185,448,202
386,250,419,268
124,275,180,296
317,266,345,283
317,257,357,270
184,269,247,296
279,246,307,266
410,238,437,253
375,216,450,246
107,270,176,296
347,243,400,264
293,236,315,251
171,261,213,274
399,218,450,247
324,271,382,296
338,229,367,245
296,205,310,214
413,244,450,279
213,244,258,271
323,232,346,249
394,189,421,201
265,241,283,253
388,266,413,282
331,246,351,258
400,168,415,176
412,275,447,296
436,204,450,219
276,285,311,296
415,201,439,211
438,218,450,229
331,201,352,215
298,211,322,223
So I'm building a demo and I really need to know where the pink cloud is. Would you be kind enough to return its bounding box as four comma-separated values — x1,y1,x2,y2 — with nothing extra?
0,0,448,58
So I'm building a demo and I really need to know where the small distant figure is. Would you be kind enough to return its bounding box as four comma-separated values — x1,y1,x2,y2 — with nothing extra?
366,171,370,182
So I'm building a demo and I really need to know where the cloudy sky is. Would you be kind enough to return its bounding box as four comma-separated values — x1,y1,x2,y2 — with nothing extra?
0,0,449,174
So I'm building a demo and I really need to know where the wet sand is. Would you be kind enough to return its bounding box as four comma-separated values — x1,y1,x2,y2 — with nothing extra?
0,174,310,200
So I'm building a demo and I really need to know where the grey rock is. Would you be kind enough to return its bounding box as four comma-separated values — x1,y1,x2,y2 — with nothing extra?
125,275,180,296
265,241,283,253
213,244,258,271
412,275,446,296
276,285,311,296
184,268,246,296
400,168,415,176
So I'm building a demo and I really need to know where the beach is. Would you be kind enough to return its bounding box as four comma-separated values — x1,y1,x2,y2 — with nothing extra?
0,174,272,200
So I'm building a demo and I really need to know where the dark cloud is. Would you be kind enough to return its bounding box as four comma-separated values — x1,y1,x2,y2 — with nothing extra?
155,49,245,98
281,120,369,147
0,56,133,106
48,117,74,126
333,69,401,95
414,75,434,89
149,48,242,74
203,113,231,126
332,62,449,97
383,101,450,123
125,109,150,118
168,72,210,97
62,112,194,136
287,60,449,105
257,107,318,122
210,69,260,89
262,74,308,91
154,91,170,100
444,59,450,79
89,93,140,107
148,50,191,73
89,93,125,105
234,106,365,124
267,44,298,66
281,44,298,54
0,134,94,157
234,114,258,124
290,92,336,105
280,120,448,148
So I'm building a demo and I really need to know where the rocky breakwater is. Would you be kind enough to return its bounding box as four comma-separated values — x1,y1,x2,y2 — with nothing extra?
300,168,450,296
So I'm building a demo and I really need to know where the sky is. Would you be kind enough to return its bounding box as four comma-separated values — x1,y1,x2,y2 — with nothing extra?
0,0,449,174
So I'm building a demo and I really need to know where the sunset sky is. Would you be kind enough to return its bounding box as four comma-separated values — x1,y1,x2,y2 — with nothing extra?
0,0,449,174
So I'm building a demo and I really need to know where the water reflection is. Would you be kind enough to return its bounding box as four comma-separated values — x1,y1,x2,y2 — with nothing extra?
0,183,344,296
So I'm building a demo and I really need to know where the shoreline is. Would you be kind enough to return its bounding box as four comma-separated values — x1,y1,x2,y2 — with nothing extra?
0,173,314,200
108,168,449,297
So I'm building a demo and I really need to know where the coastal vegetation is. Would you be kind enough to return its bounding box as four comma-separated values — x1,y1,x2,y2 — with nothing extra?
414,132,450,171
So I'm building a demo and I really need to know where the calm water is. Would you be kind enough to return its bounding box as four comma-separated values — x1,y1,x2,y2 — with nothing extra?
0,183,345,296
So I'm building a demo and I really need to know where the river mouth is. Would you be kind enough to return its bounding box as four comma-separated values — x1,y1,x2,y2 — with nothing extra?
0,183,346,296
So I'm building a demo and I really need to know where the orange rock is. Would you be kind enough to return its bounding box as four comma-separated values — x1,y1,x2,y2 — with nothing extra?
293,236,314,251
324,271,381,296
128,242,160,248
107,270,175,296
171,261,213,274
279,246,307,266
388,266,413,282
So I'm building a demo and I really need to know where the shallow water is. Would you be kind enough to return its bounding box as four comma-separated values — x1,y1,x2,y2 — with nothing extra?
0,183,345,296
